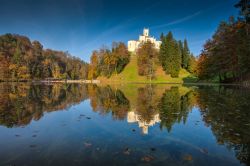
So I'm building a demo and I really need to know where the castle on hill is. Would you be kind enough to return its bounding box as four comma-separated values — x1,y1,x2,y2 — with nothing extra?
128,28,162,53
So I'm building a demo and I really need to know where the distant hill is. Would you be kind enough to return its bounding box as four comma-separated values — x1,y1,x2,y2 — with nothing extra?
98,55,196,83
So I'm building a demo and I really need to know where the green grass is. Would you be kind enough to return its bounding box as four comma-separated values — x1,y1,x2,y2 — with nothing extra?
98,55,197,84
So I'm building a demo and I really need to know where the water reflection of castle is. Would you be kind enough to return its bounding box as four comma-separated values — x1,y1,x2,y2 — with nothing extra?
127,110,161,134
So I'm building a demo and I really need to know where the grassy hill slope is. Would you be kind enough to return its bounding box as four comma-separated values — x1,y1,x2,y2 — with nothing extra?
98,55,196,83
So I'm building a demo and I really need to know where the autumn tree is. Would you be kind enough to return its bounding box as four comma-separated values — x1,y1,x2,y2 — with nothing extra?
137,42,158,81
88,51,99,80
87,42,130,78
197,15,250,82
187,54,197,74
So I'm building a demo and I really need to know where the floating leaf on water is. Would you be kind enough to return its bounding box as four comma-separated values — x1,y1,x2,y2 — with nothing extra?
86,117,91,119
141,155,154,162
131,129,136,132
183,154,193,161
15,134,20,137
32,134,37,137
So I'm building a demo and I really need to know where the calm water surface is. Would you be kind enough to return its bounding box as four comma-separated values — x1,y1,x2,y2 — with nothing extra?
0,83,249,166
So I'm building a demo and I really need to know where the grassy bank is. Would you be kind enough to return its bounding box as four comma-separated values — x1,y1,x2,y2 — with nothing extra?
98,55,197,84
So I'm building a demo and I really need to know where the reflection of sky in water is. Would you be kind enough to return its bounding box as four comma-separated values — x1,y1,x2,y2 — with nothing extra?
0,84,248,166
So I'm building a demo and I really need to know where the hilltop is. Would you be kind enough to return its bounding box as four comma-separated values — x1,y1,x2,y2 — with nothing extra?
98,55,196,83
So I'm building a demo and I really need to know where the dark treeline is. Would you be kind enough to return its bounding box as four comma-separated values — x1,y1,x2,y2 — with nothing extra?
197,0,250,83
88,42,130,79
0,34,88,81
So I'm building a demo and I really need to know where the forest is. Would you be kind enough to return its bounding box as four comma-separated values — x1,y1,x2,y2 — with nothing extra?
0,34,88,81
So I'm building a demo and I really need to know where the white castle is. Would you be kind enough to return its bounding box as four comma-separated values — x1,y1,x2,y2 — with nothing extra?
128,28,162,53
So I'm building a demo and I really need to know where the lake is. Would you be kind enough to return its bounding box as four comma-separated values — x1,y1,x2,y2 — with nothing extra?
0,83,249,166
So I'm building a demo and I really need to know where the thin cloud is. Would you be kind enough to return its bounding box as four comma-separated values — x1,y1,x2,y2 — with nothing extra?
151,11,202,29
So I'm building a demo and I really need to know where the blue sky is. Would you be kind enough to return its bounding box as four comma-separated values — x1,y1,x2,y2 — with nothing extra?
0,0,238,62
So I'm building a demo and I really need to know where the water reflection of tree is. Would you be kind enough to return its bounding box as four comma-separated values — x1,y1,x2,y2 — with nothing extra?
197,86,250,165
136,85,159,123
158,87,194,132
0,83,89,127
88,85,130,120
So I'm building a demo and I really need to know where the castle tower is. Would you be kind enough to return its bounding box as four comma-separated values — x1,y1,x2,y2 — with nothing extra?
143,28,149,37
128,28,161,53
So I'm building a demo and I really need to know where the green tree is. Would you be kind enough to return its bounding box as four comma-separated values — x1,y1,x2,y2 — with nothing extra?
159,32,181,78
182,39,190,69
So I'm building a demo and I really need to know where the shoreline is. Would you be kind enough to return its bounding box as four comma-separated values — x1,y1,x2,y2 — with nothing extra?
0,79,101,84
0,79,246,86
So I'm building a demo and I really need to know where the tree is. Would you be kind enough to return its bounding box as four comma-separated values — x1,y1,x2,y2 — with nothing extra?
0,55,10,81
196,15,250,82
31,41,43,78
137,42,158,81
112,42,130,74
87,42,130,79
178,40,184,67
88,51,99,79
187,54,197,74
182,39,190,69
235,0,250,23
159,32,181,78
